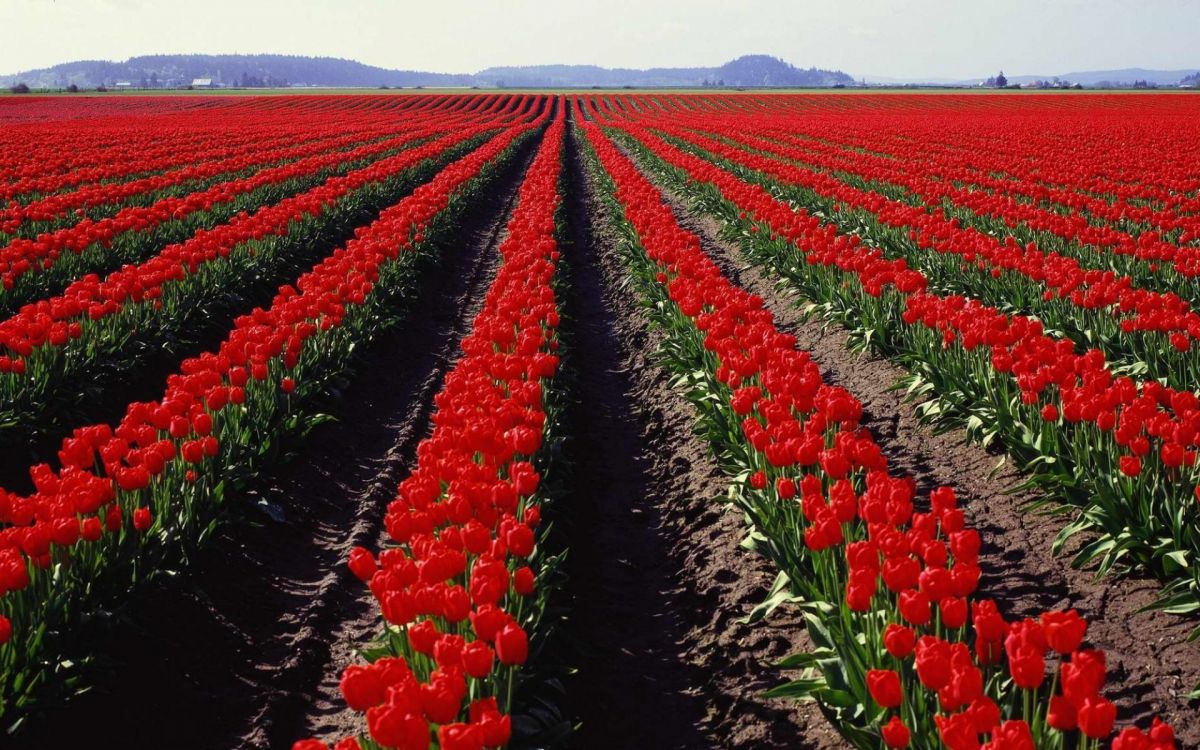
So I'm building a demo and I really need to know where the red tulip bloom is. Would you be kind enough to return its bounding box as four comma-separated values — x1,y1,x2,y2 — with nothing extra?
883,623,916,659
366,700,429,750
914,636,952,690
1119,455,1142,477
880,716,910,749
81,516,103,542
1046,694,1078,731
749,470,768,490
1040,609,1087,654
495,623,528,666
513,566,535,596
1077,696,1116,738
966,696,1001,734
348,547,377,582
340,664,387,711
935,711,980,750
407,620,440,656
438,723,484,750
940,596,968,629
133,506,152,533
461,640,494,679
899,588,932,626
1007,645,1045,690
1061,649,1106,703
989,720,1034,750
1112,727,1151,750
867,669,902,708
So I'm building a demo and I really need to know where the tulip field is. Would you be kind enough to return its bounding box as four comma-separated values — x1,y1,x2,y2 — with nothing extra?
0,91,1197,749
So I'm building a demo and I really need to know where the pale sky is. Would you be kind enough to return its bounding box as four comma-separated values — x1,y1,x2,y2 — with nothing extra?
1,0,1197,79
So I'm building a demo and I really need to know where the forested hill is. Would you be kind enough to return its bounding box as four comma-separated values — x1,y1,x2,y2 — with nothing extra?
1,53,854,89
475,56,855,87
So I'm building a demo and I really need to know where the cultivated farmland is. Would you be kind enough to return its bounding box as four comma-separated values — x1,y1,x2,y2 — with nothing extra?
0,92,1196,749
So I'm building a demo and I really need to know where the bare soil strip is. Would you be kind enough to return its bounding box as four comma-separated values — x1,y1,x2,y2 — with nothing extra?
12,136,541,750
630,153,1200,746
556,122,843,750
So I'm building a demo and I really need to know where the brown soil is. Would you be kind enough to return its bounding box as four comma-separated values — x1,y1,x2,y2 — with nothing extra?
557,121,844,750
9,137,539,750
635,157,1200,745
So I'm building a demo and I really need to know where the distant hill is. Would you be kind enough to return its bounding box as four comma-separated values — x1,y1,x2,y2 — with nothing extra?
0,53,853,89
0,54,472,89
475,56,853,87
1048,68,1198,86
865,67,1200,88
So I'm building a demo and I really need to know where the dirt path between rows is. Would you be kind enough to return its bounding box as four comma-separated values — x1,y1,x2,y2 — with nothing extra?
631,154,1200,744
11,135,541,750
556,122,844,750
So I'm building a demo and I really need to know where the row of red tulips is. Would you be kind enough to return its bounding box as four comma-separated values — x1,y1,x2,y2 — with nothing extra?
709,112,1200,247
0,119,405,236
650,124,1200,403
575,101,1176,750
669,115,1200,315
295,105,568,750
689,117,1200,277
0,103,547,726
610,94,1200,223
622,115,1200,390
0,119,498,446
0,112,470,296
760,111,1200,237
0,94,503,199
592,111,1200,630
0,111,284,200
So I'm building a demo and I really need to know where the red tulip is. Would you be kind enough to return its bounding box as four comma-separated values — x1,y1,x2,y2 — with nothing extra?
348,546,377,582
340,664,386,711
1046,694,1078,731
867,669,902,708
1076,695,1116,739
914,636,951,690
880,715,910,748
883,623,916,659
461,640,494,679
366,701,429,750
438,723,483,750
1119,455,1142,477
1112,727,1151,750
935,711,980,750
81,516,103,542
495,623,528,665
989,720,1034,750
940,596,968,629
1061,649,1106,703
133,506,152,532
513,566,535,596
898,588,932,626
1040,609,1087,654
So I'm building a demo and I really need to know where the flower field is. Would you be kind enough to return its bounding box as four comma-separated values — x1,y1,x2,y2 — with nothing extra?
0,91,1197,749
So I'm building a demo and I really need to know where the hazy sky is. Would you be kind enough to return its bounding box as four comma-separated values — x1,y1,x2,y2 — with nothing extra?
2,0,1197,78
